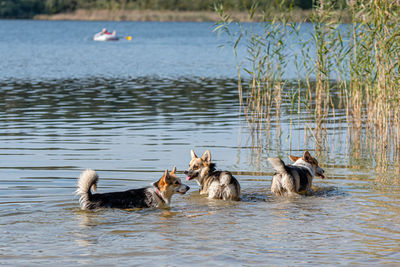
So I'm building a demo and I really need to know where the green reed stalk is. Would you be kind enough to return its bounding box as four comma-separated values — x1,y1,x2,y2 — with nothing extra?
216,0,400,173
346,0,400,171
215,1,292,146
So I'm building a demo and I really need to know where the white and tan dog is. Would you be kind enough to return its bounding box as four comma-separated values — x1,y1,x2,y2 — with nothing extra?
184,149,240,201
268,151,325,196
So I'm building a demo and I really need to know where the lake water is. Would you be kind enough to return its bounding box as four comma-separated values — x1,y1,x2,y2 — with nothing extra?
0,20,399,266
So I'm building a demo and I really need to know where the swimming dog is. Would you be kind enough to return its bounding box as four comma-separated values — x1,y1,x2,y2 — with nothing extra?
268,151,325,196
184,149,240,201
76,167,190,210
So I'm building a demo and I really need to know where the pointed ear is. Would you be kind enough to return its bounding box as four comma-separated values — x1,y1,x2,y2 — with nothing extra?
303,151,312,161
201,150,211,163
289,155,301,162
161,169,171,183
170,166,176,175
190,149,197,160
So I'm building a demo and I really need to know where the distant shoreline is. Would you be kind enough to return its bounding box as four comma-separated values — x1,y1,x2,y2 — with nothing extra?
34,9,247,22
33,9,341,22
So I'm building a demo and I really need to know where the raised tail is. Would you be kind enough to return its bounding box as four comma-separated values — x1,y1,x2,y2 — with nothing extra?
76,169,98,210
267,157,287,174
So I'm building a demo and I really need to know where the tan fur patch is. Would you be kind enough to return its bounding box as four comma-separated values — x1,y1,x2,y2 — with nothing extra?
158,178,168,192
289,155,301,162
158,170,169,192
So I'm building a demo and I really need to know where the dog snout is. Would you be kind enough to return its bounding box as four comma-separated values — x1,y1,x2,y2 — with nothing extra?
184,169,194,177
317,167,325,178
177,184,190,194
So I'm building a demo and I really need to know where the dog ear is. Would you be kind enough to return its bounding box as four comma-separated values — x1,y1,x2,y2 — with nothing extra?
170,166,176,175
190,149,197,159
289,155,300,162
161,169,172,184
201,150,211,163
303,151,312,161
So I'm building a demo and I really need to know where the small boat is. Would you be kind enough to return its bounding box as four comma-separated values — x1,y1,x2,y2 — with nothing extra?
93,30,119,41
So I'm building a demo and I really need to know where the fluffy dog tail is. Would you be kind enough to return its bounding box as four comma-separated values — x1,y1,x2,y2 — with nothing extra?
76,169,98,210
268,158,287,174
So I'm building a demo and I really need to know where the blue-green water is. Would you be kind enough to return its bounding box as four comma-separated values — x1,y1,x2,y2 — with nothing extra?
0,20,399,266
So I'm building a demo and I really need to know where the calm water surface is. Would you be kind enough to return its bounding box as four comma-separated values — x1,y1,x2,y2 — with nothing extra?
0,20,399,266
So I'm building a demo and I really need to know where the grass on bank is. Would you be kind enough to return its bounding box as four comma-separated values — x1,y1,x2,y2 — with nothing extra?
32,8,351,22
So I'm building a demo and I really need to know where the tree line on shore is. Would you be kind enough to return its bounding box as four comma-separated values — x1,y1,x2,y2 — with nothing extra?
1,0,347,19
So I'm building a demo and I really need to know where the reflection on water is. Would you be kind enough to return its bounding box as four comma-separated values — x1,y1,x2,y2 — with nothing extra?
0,77,399,265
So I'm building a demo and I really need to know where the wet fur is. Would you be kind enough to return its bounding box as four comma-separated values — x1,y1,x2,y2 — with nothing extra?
268,151,325,196
184,149,240,201
76,167,189,210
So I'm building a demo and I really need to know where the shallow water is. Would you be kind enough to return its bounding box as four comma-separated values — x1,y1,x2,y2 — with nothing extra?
0,20,399,266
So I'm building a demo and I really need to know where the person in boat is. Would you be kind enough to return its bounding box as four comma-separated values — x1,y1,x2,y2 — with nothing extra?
94,28,118,41
101,28,116,35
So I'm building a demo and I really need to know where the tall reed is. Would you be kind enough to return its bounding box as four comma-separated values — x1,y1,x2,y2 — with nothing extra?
215,2,294,145
216,0,400,172
346,0,400,171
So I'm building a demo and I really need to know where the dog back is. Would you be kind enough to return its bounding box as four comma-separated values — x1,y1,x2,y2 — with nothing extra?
202,170,240,200
285,165,312,192
88,188,158,209
269,157,312,194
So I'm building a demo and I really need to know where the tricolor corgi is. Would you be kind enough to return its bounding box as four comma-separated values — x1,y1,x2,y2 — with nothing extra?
184,149,240,201
268,151,325,196
76,167,189,210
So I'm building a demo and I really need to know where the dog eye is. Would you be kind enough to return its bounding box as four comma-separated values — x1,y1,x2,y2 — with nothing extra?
193,165,198,169
174,181,180,185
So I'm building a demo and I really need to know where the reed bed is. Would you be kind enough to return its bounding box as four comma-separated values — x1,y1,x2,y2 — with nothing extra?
216,0,400,173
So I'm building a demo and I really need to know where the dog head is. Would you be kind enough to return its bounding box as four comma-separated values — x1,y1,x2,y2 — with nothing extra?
157,167,190,203
289,151,325,178
184,149,213,183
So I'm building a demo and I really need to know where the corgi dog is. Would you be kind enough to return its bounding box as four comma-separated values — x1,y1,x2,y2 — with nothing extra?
184,149,240,201
76,166,190,210
268,151,325,196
